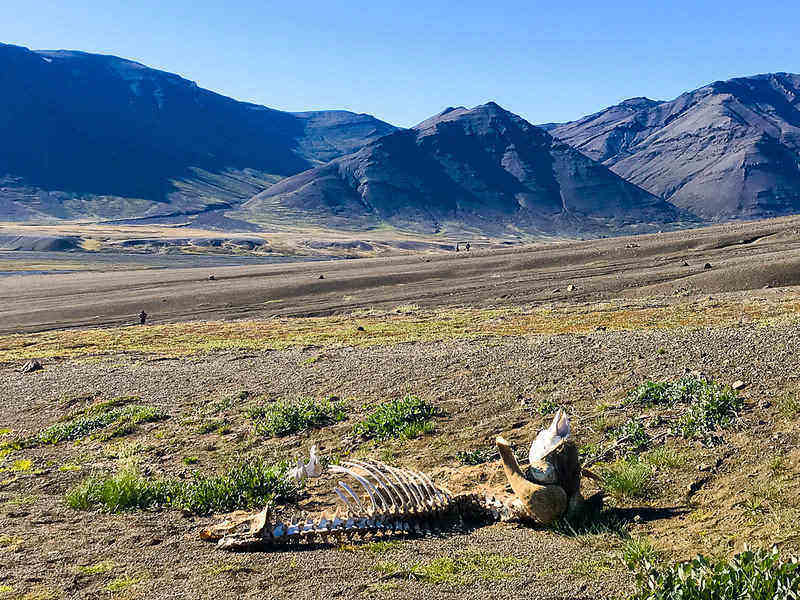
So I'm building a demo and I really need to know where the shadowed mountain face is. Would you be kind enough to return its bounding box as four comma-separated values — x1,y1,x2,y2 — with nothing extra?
0,43,395,221
244,103,688,236
549,74,800,221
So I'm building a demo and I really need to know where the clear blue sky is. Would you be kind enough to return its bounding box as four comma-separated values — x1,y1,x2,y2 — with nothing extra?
5,0,798,127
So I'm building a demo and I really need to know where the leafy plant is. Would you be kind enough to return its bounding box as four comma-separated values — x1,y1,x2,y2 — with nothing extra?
456,447,497,465
32,404,165,445
249,397,346,437
354,396,440,440
675,385,743,440
614,419,651,453
65,457,299,514
630,547,800,600
537,398,560,415
626,376,742,442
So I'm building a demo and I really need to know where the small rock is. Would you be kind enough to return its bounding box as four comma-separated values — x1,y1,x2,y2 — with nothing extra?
732,380,747,390
208,274,216,281
567,284,575,292
704,263,712,269
20,359,43,373
698,463,710,471
682,260,690,267
595,326,607,332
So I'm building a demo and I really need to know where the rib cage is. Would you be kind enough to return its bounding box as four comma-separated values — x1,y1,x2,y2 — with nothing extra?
215,460,508,551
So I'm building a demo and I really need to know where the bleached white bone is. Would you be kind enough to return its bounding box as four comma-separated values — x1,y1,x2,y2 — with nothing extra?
342,461,394,511
330,465,380,512
375,461,418,508
338,481,368,514
348,461,402,511
529,408,571,464
334,487,360,514
305,444,322,477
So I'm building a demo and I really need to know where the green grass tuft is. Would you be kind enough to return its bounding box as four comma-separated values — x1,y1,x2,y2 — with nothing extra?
600,457,653,499
621,536,660,570
248,397,346,437
65,457,299,514
354,396,440,440
630,547,800,600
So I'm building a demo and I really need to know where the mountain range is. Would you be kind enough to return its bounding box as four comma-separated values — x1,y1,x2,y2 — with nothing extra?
547,73,800,221
244,103,687,235
0,43,395,222
2,41,799,236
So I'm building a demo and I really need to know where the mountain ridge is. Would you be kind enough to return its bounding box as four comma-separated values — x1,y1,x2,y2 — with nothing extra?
0,43,397,223
548,73,800,220
243,102,690,236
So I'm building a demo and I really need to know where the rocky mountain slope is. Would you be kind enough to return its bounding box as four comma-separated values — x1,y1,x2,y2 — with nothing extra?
0,43,395,222
244,102,689,236
549,73,800,221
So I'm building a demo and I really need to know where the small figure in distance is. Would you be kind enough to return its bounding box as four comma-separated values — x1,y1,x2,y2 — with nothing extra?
465,242,471,251
139,310,148,325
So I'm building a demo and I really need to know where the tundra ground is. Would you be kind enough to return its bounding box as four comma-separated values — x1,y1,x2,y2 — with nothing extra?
2,292,800,599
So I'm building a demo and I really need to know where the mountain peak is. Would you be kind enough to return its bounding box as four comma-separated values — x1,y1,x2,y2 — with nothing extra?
549,72,800,221
246,103,682,236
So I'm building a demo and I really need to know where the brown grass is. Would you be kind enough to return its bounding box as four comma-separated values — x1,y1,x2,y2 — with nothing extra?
2,296,799,361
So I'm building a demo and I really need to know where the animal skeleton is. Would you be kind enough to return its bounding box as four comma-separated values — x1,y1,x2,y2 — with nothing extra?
202,412,585,551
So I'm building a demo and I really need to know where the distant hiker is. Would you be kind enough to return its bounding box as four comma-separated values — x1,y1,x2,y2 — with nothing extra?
465,242,471,251
139,310,148,325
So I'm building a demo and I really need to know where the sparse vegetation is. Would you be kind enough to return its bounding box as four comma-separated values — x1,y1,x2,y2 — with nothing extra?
456,446,496,465
537,398,561,415
626,376,743,442
354,396,440,440
614,419,651,453
621,536,661,569
248,397,346,437
5,295,799,362
630,547,800,600
600,457,653,499
29,400,165,445
375,550,524,584
65,457,299,514
777,391,800,419
76,561,115,575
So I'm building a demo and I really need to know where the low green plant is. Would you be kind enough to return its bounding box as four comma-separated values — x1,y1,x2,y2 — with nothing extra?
626,376,742,442
642,446,686,470
777,392,800,419
249,397,346,437
65,457,299,514
600,457,653,499
375,551,523,584
32,404,165,445
613,419,650,453
621,536,660,569
76,561,115,575
537,398,560,415
630,547,800,600
354,396,440,440
456,447,496,465
676,385,742,440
